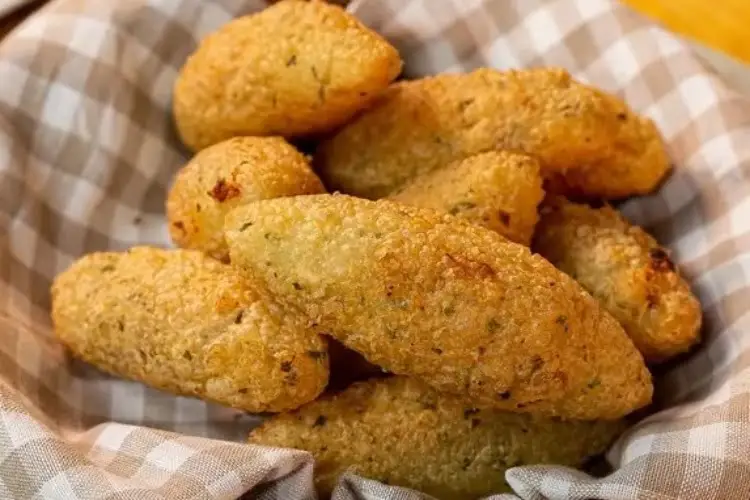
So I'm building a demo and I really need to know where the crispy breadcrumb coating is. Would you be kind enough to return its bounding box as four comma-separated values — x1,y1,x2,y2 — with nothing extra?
388,151,544,245
316,68,669,199
249,377,626,499
225,194,652,420
533,197,702,362
173,0,402,151
51,247,329,412
167,136,325,262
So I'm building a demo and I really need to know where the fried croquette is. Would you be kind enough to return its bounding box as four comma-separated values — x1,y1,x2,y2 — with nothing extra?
249,377,626,499
533,197,702,362
315,68,670,199
388,151,544,245
167,136,325,262
51,247,328,412
173,0,402,151
224,194,652,420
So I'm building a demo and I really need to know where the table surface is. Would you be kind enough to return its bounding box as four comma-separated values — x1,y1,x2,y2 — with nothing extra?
623,0,750,64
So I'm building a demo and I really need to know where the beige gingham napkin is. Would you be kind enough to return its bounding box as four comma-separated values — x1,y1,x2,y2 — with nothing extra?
1,0,749,498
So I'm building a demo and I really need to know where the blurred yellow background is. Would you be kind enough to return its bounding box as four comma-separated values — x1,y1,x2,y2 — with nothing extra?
624,0,750,64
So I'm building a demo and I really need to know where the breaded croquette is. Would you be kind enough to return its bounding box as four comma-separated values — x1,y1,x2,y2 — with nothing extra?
315,68,669,199
533,197,702,362
249,377,626,499
173,0,402,151
167,136,325,262
388,151,544,245
225,194,652,420
51,247,328,412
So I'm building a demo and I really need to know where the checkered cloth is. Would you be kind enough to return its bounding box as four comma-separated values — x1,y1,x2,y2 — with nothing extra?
1,0,749,498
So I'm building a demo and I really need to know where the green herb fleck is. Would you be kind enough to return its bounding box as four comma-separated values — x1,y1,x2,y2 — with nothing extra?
391,299,408,309
487,318,501,333
530,355,544,373
183,350,192,361
318,83,326,103
587,378,601,389
286,54,297,66
102,265,115,272
385,326,398,339
458,98,475,111
239,222,253,231
449,201,477,215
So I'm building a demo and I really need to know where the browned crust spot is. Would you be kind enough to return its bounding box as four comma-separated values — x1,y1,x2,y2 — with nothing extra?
442,253,495,280
209,178,242,202
648,247,675,273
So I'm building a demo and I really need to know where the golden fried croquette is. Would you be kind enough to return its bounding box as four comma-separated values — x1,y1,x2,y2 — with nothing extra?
533,197,702,363
225,194,652,420
249,377,626,499
173,0,402,151
315,68,669,199
167,136,324,262
388,151,544,245
51,247,328,412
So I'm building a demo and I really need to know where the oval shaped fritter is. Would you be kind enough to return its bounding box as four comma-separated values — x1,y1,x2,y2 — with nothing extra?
225,194,652,420
173,0,402,151
316,68,669,200
388,151,544,245
51,247,329,412
249,377,626,499
167,136,325,262
533,197,702,363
